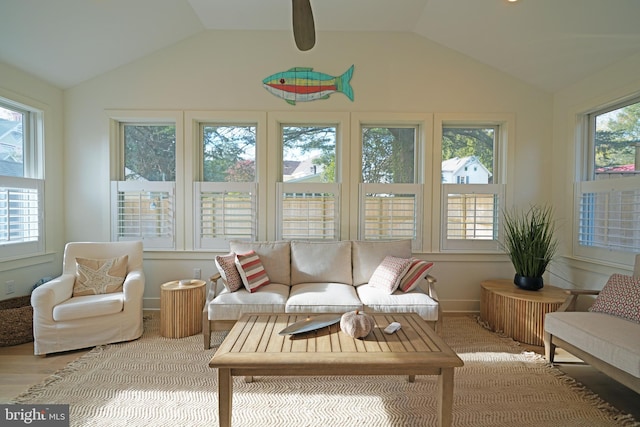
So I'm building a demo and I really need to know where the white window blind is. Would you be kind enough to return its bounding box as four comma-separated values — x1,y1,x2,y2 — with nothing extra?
110,181,175,249
576,178,640,256
277,182,340,240
0,177,44,258
441,183,504,251
359,183,422,250
194,182,257,249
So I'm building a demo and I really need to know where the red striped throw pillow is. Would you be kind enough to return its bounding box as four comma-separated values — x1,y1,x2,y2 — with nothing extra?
235,250,270,293
398,259,434,292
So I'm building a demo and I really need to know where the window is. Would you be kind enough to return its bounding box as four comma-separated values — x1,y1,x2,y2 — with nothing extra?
110,115,179,249
0,99,44,259
195,124,258,248
437,116,510,252
576,98,640,262
359,125,422,248
277,125,340,240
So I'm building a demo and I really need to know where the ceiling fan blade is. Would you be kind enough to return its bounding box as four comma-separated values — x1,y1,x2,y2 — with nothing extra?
292,0,315,51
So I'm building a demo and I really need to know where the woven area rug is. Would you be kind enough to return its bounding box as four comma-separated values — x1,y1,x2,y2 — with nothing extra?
12,314,639,427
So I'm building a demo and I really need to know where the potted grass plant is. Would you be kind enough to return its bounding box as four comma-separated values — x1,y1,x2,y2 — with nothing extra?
501,204,559,291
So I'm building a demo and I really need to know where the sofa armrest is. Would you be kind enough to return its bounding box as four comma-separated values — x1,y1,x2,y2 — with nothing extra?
557,289,600,312
425,274,439,301
208,273,222,300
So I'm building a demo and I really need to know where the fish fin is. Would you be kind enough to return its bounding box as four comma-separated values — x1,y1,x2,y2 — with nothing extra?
287,67,314,72
286,99,296,106
337,65,355,101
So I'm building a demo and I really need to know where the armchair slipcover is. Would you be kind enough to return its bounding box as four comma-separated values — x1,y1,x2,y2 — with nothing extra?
31,241,145,356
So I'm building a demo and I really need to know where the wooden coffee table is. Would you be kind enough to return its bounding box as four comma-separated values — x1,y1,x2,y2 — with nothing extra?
209,313,463,427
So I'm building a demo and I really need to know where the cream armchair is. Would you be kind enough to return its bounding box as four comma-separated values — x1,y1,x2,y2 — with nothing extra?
31,241,145,356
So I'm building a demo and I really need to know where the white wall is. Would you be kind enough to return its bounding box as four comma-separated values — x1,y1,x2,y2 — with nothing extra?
63,30,553,311
0,62,65,298
550,52,640,295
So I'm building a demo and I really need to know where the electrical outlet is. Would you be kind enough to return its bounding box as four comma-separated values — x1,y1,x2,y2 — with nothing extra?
5,280,15,295
193,268,201,279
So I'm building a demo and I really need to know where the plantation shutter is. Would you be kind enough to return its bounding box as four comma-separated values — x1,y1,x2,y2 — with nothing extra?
359,183,422,251
0,177,44,258
111,181,175,249
277,182,340,240
575,178,640,255
194,182,257,249
441,183,504,251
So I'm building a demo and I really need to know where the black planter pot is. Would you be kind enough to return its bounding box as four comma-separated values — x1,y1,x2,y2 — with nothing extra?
513,274,544,291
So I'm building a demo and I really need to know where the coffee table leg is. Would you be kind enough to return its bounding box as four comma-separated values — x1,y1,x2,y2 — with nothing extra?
437,368,454,427
218,368,233,427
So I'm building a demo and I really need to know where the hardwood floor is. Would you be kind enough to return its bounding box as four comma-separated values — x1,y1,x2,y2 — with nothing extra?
1,316,638,422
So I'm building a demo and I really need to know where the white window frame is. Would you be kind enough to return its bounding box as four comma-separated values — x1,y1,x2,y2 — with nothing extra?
573,97,640,265
351,113,432,251
269,112,350,241
434,114,514,253
186,111,266,248
108,110,183,250
0,97,45,260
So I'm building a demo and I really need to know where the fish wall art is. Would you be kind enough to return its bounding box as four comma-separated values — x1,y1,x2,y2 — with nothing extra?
262,65,354,105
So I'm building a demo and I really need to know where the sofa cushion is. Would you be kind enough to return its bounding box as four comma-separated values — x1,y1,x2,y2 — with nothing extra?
208,283,290,321
352,240,412,286
290,241,352,285
356,284,439,321
545,311,640,378
215,253,243,292
399,259,434,292
73,255,128,296
53,293,124,322
589,273,640,323
369,256,412,294
235,250,270,293
229,240,290,286
286,282,362,313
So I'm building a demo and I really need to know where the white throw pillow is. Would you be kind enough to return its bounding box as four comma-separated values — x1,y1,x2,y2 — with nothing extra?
369,256,412,294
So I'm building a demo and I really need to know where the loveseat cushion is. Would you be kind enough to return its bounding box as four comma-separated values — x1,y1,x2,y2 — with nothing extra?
229,241,290,286
545,311,640,378
53,293,124,322
290,241,352,285
286,283,362,313
208,283,289,321
352,240,412,286
356,284,439,321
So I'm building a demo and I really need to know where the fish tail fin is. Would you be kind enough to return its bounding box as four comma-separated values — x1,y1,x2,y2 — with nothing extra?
338,65,354,101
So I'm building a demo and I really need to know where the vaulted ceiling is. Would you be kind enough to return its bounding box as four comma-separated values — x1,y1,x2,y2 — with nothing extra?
1,0,640,92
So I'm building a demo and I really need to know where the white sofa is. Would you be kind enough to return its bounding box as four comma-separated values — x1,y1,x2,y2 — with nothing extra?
544,254,640,394
31,241,145,356
203,239,441,349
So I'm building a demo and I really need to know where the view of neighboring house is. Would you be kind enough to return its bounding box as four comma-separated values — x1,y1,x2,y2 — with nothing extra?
283,157,325,183
441,156,491,184
0,118,23,177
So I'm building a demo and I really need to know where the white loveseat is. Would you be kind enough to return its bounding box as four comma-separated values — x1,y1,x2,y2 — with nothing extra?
544,254,640,394
203,239,441,349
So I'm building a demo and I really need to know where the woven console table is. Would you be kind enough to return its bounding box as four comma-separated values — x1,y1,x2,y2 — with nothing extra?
480,279,567,347
160,279,206,338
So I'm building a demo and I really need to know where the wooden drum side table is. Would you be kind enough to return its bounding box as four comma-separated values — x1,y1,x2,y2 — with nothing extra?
160,279,206,338
480,279,567,347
